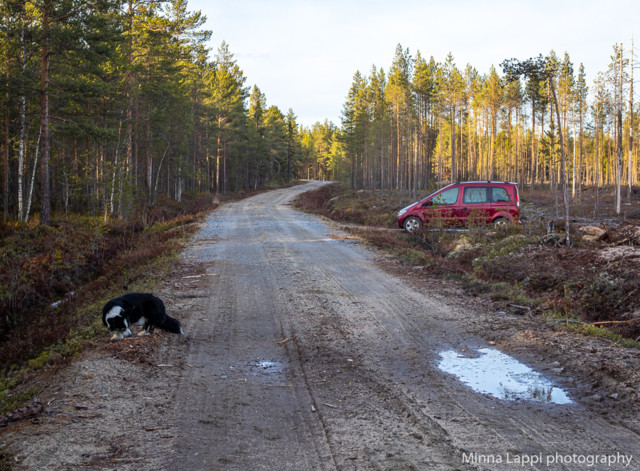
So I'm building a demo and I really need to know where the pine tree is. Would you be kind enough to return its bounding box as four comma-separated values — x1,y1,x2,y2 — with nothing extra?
387,44,413,190
502,54,571,245
574,64,588,195
483,66,503,179
263,105,287,182
248,85,267,188
438,53,464,182
208,41,248,194
341,70,369,189
413,53,438,188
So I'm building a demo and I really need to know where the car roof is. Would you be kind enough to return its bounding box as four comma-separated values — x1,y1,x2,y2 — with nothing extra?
455,181,517,185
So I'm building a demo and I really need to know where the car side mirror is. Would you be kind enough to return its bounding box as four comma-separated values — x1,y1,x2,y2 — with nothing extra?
421,200,433,207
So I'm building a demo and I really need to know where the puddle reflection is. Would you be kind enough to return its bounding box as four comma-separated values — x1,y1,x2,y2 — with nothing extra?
438,348,572,404
248,360,286,375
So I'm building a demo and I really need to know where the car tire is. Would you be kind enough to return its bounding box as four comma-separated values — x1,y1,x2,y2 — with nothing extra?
403,216,423,233
492,217,509,228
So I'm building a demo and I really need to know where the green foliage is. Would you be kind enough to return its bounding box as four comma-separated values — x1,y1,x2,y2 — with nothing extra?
472,233,532,267
544,311,640,349
0,0,302,222
0,386,39,417
401,248,433,266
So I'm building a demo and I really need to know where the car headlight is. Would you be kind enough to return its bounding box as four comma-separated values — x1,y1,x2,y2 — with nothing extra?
397,208,407,217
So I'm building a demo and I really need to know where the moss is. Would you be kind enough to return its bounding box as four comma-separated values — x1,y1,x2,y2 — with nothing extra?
544,311,640,349
401,249,434,266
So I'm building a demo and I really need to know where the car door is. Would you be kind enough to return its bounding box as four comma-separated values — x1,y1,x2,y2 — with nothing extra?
460,186,490,226
422,186,461,227
489,186,513,222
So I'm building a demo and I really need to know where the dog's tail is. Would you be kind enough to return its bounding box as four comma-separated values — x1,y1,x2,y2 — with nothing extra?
161,314,184,334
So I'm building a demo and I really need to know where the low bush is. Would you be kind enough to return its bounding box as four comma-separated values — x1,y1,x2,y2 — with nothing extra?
299,183,640,343
0,192,218,371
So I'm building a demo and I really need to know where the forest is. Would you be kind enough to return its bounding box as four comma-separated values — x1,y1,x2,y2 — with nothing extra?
1,0,305,224
1,0,640,410
0,0,637,224
308,44,637,217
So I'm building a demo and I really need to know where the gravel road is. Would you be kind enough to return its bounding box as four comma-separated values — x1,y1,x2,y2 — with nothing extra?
3,181,640,471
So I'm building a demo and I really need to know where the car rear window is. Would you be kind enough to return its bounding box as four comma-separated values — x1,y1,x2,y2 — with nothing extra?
463,187,488,204
491,187,511,203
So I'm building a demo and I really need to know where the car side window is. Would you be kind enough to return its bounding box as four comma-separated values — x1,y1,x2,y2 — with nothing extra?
463,187,488,204
433,187,459,205
491,187,510,203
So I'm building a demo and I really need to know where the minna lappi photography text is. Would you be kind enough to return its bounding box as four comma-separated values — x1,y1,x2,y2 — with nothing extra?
462,451,634,468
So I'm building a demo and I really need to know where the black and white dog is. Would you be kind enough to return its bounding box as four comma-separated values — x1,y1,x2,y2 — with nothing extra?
102,293,183,340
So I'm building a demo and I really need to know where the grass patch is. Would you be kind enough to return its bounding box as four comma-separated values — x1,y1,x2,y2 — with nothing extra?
544,311,640,349
401,248,434,266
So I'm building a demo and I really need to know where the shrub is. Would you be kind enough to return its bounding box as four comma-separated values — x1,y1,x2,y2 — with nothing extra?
0,192,215,370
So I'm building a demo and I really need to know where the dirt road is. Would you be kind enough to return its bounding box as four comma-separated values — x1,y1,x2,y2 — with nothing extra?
3,181,640,470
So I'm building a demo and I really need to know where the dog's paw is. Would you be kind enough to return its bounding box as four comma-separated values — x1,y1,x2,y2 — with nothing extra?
110,333,120,341
137,330,150,337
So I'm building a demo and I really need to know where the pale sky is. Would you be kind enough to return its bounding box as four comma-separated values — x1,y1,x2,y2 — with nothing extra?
187,0,637,128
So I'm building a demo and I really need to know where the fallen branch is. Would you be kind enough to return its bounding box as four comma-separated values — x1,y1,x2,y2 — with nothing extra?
507,303,534,318
322,402,339,409
507,303,532,312
590,318,640,326
0,400,44,427
614,287,639,309
551,317,640,328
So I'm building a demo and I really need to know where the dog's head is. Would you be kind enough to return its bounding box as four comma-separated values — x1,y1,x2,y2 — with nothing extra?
103,305,131,339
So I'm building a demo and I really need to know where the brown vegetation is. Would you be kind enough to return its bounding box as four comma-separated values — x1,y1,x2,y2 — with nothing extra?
295,183,640,343
0,192,223,371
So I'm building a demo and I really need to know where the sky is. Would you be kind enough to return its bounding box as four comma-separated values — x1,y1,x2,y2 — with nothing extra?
187,0,637,128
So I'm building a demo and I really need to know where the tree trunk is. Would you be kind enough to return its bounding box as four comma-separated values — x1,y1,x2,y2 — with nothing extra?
615,48,623,215
25,128,42,223
395,105,400,190
595,113,600,215
629,37,634,197
40,0,51,226
450,108,456,182
146,107,152,203
578,104,584,196
571,112,576,197
549,79,571,245
530,99,536,187
3,88,8,220
18,5,26,220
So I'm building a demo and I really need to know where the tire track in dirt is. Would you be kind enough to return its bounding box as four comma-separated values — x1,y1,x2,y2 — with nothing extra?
5,182,640,471
202,182,640,470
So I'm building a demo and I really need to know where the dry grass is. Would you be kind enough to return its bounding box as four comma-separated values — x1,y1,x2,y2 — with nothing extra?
0,192,220,371
298,183,640,342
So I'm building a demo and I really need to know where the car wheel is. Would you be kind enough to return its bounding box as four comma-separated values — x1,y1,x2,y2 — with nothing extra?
403,216,423,233
493,217,509,228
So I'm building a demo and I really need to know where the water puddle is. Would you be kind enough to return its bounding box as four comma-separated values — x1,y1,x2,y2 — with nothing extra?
438,348,572,404
247,360,286,375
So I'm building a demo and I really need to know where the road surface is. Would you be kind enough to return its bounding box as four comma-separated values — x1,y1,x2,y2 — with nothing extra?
3,181,640,471
168,181,640,470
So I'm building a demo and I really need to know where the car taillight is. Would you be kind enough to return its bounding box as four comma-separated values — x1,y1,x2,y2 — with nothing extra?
515,189,520,208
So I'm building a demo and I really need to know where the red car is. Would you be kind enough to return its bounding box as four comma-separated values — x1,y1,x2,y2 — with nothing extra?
397,181,520,232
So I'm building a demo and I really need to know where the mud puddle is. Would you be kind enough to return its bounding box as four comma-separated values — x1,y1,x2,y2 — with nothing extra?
248,359,286,374
438,347,572,404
